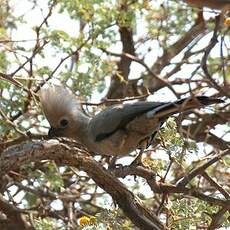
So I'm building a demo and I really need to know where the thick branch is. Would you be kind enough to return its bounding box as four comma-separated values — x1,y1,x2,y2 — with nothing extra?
106,3,135,100
177,150,230,186
146,18,207,93
208,206,230,230
152,19,206,75
112,164,230,207
0,141,166,230
0,194,34,230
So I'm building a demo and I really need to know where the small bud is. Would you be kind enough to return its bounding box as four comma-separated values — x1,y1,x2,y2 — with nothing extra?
78,216,90,226
224,17,230,26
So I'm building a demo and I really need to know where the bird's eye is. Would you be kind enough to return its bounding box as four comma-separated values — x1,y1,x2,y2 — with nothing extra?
60,118,69,128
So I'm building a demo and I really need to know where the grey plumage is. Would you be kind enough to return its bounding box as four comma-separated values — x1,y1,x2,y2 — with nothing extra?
40,84,223,156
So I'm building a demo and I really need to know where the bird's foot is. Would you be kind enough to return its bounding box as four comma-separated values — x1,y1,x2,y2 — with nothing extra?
108,156,124,170
108,163,124,171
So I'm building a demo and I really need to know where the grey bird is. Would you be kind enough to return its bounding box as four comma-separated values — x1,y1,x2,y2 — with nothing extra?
40,84,223,156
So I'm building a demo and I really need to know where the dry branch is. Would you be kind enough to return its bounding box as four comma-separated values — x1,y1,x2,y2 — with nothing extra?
0,140,166,230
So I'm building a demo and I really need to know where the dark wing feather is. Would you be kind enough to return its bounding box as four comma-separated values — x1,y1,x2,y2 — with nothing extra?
89,96,223,142
89,101,165,142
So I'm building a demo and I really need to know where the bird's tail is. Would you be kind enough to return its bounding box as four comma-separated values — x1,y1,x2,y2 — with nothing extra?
146,96,223,119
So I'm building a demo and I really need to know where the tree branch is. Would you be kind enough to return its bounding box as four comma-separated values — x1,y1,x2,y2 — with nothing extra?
0,141,166,230
177,150,230,187
0,194,34,230
208,206,230,230
112,164,230,207
106,2,135,100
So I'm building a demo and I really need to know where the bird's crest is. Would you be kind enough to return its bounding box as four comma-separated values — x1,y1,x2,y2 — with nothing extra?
40,84,81,127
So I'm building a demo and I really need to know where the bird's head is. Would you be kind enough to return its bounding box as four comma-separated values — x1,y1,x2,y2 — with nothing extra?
40,84,83,138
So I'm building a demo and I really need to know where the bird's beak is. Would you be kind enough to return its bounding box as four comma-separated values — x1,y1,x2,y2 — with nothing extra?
48,127,58,138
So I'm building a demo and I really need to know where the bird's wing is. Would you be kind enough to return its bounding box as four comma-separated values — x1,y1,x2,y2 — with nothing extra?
89,96,223,142
89,101,165,142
